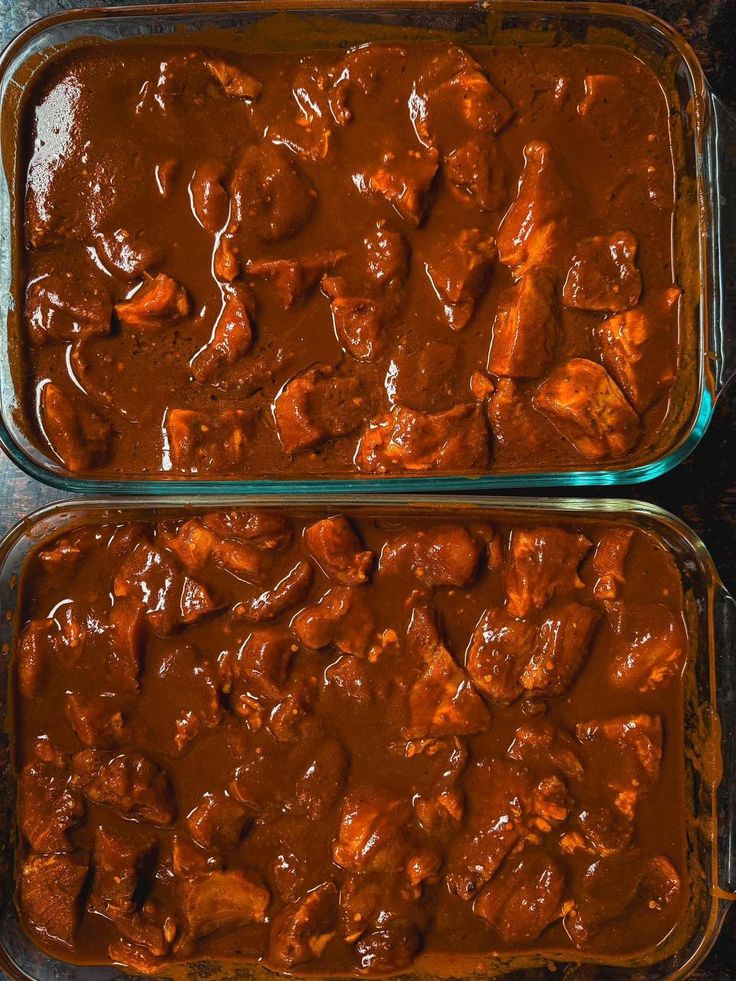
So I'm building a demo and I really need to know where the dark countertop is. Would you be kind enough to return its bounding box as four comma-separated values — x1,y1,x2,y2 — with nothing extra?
0,0,735,977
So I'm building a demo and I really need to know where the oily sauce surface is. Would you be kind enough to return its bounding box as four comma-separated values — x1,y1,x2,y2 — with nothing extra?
13,508,689,973
16,39,680,477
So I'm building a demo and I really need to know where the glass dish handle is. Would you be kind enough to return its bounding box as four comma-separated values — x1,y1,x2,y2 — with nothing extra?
715,586,736,899
710,93,736,397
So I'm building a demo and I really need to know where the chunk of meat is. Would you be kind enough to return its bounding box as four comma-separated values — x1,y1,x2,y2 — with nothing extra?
474,849,567,942
190,160,229,233
40,383,112,472
497,141,572,273
20,853,88,947
108,597,146,693
16,618,57,697
230,142,315,242
562,232,641,312
488,378,544,450
25,273,111,345
115,273,190,330
304,516,373,584
94,227,160,280
65,692,129,748
564,803,634,857
505,526,591,618
247,252,345,308
71,750,176,825
329,44,408,126
330,295,389,362
507,721,583,781
37,528,96,571
268,58,334,161
364,224,410,286
233,559,313,623
414,787,464,831
597,289,679,412
213,233,240,281
519,602,600,697
445,137,506,212
114,540,203,635
380,524,482,588
488,266,558,377
205,58,262,100
324,655,384,704
404,607,490,739
575,714,663,818
361,147,439,224
466,607,536,704
332,790,412,872
356,402,490,473
577,73,635,135
179,869,269,941
218,626,296,700
190,285,255,383
338,870,421,944
18,751,84,853
291,738,349,820
143,643,222,754
292,587,375,658
585,533,632,604
89,826,156,919
354,926,421,975
425,229,496,330
165,407,250,473
203,509,292,551
533,358,641,460
273,365,365,454
186,792,251,851
269,882,338,968
606,602,686,692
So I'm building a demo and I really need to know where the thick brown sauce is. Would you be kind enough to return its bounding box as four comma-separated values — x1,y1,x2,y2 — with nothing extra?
13,508,689,974
16,40,679,478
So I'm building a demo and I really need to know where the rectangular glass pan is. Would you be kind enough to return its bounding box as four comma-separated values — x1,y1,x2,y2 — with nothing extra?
0,0,735,494
0,494,734,981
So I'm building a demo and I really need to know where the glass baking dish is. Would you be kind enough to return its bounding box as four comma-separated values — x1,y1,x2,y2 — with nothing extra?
0,0,735,494
0,493,733,980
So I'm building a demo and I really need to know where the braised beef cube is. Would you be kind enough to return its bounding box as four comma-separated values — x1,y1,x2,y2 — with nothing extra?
364,225,410,286
329,44,408,125
89,826,156,919
146,643,221,754
113,541,182,635
473,849,567,942
291,738,349,820
108,597,146,693
190,285,254,383
332,790,411,872
65,692,129,748
505,526,591,618
591,529,634,600
219,626,296,699
205,58,262,100
179,868,269,941
497,141,572,273
26,273,112,345
606,602,686,692
575,714,663,819
426,229,496,330
597,290,679,412
20,853,88,947
166,407,250,473
507,721,583,781
577,73,635,136
338,871,417,942
324,655,380,703
272,847,310,902
445,137,506,212
363,147,439,225
233,559,313,622
292,587,376,658
487,378,542,450
108,937,168,975
203,509,292,550
40,383,112,472
19,753,83,853
488,266,558,377
380,524,482,588
115,900,175,959
572,804,634,857
230,142,315,242
404,607,490,739
273,365,365,454
562,232,641,312
115,273,190,330
16,618,57,698
466,607,536,704
71,750,176,825
383,338,462,413
414,787,464,831
247,252,345,308
356,403,490,473
186,791,251,851
162,517,269,582
37,528,96,572
533,358,641,460
190,161,229,232
179,575,220,624
519,602,600,697
331,295,388,361
354,926,421,975
214,233,240,281
270,882,338,968
95,226,160,280
268,58,334,161
304,516,373,584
